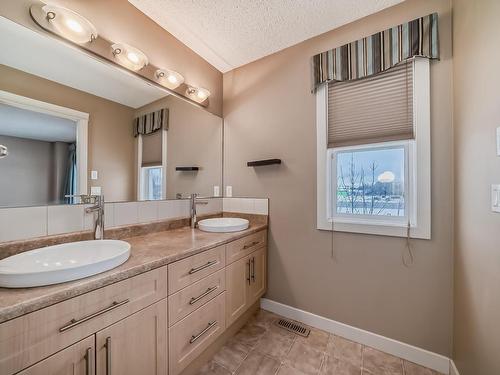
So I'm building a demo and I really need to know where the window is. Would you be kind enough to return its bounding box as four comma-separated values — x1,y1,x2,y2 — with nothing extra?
141,165,163,201
317,58,430,238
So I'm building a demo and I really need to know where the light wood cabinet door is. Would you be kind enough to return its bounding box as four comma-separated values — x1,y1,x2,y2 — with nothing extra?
249,247,267,304
225,255,251,327
96,299,167,375
0,266,167,375
17,336,94,375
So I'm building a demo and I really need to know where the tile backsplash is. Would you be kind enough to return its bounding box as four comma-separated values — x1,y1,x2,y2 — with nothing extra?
0,197,268,243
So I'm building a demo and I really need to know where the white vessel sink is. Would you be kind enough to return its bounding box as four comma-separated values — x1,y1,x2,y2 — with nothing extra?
198,218,249,233
0,240,131,288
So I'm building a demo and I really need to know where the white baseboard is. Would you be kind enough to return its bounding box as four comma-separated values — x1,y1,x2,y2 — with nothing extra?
449,360,460,375
261,298,450,375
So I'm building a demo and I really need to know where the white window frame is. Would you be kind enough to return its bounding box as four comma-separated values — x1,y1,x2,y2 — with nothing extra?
316,58,431,239
0,89,89,198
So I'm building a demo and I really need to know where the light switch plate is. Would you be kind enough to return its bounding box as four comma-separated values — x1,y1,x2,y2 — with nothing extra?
491,184,500,212
213,186,220,197
226,186,233,197
91,170,98,180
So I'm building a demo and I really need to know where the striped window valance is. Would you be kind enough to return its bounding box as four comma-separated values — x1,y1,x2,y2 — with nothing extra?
312,13,439,91
133,108,169,137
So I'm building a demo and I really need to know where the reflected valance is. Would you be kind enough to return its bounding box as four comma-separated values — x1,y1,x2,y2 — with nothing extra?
133,108,169,137
312,13,439,91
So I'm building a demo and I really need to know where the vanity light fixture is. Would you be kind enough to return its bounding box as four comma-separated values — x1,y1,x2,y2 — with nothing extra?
111,43,149,71
155,69,184,89
41,4,98,44
186,86,211,102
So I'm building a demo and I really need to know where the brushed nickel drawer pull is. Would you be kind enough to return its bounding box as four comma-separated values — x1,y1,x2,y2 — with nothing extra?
251,256,256,282
247,260,251,285
189,286,218,305
190,320,217,344
105,337,112,375
243,241,259,250
59,299,130,332
85,347,94,375
189,260,218,274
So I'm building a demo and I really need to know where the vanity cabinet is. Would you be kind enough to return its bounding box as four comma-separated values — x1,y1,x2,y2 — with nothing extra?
16,336,94,375
0,228,267,375
0,266,167,375
96,300,167,375
226,242,267,327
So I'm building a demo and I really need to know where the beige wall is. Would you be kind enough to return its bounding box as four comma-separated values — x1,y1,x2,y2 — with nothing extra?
453,0,500,374
136,96,223,199
0,0,223,116
0,65,136,202
223,0,453,355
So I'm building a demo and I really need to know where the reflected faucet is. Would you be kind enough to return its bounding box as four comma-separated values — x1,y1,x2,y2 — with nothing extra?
190,193,208,229
65,194,105,240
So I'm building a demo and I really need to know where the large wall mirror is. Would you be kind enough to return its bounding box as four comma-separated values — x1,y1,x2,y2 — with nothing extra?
0,16,223,208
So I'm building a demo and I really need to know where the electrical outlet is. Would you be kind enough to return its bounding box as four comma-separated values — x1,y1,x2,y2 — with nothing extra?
91,186,102,195
213,186,220,197
226,186,233,197
91,170,98,180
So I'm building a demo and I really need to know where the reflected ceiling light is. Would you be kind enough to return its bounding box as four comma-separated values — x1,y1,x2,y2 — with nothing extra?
41,4,98,44
155,69,184,90
111,43,148,71
186,86,211,102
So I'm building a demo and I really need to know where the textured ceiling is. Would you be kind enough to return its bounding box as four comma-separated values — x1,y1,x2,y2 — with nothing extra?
128,0,404,72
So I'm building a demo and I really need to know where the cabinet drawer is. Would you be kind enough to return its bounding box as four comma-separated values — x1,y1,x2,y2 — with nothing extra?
226,230,267,264
169,292,226,375
168,269,225,326
0,266,167,375
168,246,225,295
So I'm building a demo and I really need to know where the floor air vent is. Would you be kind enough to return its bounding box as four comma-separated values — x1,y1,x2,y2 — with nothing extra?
275,318,310,337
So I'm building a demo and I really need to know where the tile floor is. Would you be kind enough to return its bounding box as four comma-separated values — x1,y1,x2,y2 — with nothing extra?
196,309,444,375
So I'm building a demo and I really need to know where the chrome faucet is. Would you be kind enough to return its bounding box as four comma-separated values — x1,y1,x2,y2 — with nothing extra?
190,193,208,228
65,194,105,240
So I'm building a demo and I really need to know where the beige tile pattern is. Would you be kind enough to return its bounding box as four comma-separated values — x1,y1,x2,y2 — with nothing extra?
362,347,403,375
196,309,445,375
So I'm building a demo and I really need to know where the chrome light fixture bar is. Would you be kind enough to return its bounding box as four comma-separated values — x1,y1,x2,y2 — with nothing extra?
155,68,184,90
34,4,98,44
29,2,211,109
111,43,148,71
186,86,211,103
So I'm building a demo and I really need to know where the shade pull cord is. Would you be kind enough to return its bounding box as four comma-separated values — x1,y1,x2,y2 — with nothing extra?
331,219,336,261
402,221,414,267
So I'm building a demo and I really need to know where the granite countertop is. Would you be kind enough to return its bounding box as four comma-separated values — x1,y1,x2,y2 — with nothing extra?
0,220,267,324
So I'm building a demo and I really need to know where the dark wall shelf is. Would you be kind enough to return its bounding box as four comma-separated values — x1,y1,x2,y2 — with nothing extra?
175,166,199,171
247,159,282,167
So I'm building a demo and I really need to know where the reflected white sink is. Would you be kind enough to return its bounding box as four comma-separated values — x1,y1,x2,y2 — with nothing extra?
198,218,249,233
0,240,131,288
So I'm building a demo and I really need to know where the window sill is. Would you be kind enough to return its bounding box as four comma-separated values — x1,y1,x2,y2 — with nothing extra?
317,220,430,239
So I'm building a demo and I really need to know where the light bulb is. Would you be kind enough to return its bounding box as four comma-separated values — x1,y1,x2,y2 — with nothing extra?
39,4,98,44
65,18,83,33
155,69,184,89
111,43,149,71
127,52,139,63
197,90,207,100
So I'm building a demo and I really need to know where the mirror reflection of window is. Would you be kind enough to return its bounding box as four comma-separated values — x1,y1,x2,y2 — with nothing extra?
139,130,164,201
141,166,163,201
